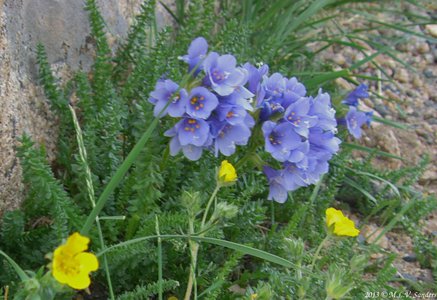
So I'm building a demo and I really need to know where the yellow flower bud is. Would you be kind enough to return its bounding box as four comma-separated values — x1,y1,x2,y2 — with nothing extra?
218,160,237,183
325,208,360,237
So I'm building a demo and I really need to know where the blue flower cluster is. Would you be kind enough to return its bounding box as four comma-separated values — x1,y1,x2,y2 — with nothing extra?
242,66,341,202
149,37,255,160
149,37,342,203
340,84,373,139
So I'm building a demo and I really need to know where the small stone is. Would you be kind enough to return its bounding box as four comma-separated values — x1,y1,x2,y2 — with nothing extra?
400,273,417,283
412,75,423,88
385,89,401,101
402,254,417,263
425,24,437,38
374,104,389,117
420,170,437,182
361,225,389,249
335,77,353,90
394,68,409,83
333,53,346,66
424,69,435,78
424,53,434,64
417,42,430,54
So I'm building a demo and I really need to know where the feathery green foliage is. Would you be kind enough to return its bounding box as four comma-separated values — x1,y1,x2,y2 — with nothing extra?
1,0,436,298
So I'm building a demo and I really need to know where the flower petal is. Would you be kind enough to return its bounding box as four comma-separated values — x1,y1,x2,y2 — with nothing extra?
77,252,99,272
68,272,91,290
65,232,90,254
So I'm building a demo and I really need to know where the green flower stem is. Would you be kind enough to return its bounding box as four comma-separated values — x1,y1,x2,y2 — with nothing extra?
96,234,304,272
80,114,160,235
310,235,330,271
70,106,115,300
184,183,221,300
81,65,199,236
155,216,163,300
201,184,221,227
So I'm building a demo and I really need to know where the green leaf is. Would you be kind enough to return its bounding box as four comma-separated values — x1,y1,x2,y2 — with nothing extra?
342,142,404,161
343,177,378,205
98,234,294,268
0,250,29,281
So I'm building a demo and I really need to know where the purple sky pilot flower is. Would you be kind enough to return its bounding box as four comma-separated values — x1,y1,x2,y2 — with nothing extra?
284,98,317,137
262,121,302,162
282,162,308,191
186,87,218,119
309,91,337,132
342,83,369,106
345,106,368,139
263,166,288,203
203,52,248,96
210,116,252,156
282,77,307,108
149,80,188,118
264,73,286,98
180,37,208,75
216,104,247,125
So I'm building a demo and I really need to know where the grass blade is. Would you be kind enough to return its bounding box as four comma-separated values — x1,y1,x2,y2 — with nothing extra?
342,142,404,161
344,177,378,205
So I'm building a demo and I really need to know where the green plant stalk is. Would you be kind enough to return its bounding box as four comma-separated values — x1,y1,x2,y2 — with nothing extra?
184,184,221,300
80,113,160,235
81,56,201,235
96,234,304,271
70,106,115,300
155,216,163,300
201,185,221,227
310,235,330,271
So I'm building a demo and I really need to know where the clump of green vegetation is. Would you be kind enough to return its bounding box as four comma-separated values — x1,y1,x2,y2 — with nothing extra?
1,0,436,299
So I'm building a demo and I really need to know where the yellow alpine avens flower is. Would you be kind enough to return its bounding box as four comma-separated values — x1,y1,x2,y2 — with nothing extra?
52,232,99,290
325,208,360,237
218,160,237,183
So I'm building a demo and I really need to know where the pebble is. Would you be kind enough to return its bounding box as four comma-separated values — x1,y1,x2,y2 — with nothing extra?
417,42,430,54
402,254,417,263
385,89,401,101
412,75,423,88
423,69,435,78
400,273,417,283
361,225,389,249
394,68,409,83
374,104,389,117
425,24,437,38
333,53,346,66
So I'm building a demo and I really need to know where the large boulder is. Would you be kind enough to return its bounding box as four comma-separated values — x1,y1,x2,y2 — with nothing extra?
0,0,171,216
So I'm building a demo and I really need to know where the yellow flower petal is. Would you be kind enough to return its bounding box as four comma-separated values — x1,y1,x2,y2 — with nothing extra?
325,208,345,228
67,272,91,290
77,252,99,272
51,232,98,290
334,218,360,237
325,207,360,237
65,232,90,255
218,160,237,183
52,261,69,285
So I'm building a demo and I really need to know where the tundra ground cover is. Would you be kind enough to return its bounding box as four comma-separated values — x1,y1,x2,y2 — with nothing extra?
1,1,436,299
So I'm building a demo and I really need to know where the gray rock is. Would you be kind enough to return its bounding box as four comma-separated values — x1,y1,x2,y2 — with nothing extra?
0,0,174,216
402,254,417,263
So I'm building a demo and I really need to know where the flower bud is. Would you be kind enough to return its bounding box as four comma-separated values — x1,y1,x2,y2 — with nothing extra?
212,202,238,220
218,160,237,185
284,238,304,259
325,265,353,299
